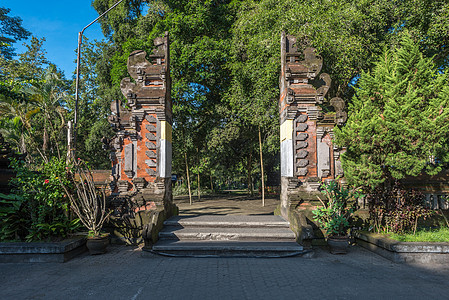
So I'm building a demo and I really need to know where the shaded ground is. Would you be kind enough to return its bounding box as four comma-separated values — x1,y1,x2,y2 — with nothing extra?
1,244,449,300
173,192,280,216
3,194,449,299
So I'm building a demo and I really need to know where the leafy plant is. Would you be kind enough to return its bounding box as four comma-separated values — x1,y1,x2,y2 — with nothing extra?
60,159,111,238
367,182,433,234
0,193,27,241
7,157,77,241
313,181,362,237
25,219,81,242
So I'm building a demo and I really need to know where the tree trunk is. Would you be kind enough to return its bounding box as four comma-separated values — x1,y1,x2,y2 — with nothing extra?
210,174,213,192
197,172,201,201
247,153,253,196
43,125,48,152
259,126,265,207
197,147,201,201
184,151,192,205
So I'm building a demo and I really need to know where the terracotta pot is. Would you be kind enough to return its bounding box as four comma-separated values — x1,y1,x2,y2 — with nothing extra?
327,235,349,254
86,234,109,255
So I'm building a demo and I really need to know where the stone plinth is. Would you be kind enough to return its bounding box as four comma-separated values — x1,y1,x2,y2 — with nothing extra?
104,32,177,245
279,32,347,220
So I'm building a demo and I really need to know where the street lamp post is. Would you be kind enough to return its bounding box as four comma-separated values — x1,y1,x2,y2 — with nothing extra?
73,0,124,157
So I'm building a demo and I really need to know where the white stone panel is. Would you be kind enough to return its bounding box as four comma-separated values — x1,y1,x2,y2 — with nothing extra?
281,139,293,177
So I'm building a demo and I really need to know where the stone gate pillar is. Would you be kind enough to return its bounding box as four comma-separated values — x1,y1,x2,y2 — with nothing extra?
107,32,174,210
279,32,347,219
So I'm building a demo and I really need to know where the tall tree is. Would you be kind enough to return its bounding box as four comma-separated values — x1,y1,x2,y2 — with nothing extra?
0,7,31,59
334,33,449,189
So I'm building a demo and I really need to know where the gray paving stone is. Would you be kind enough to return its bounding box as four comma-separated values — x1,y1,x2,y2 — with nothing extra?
159,226,296,240
1,245,449,300
164,215,290,228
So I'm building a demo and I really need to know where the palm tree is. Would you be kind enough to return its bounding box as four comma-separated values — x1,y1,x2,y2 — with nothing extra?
0,66,68,164
21,66,68,162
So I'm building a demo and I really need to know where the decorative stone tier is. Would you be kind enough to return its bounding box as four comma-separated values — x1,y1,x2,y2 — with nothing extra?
278,32,347,219
105,32,172,199
355,231,449,264
104,33,177,245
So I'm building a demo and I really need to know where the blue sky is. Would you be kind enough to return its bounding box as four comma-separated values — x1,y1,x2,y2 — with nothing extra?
2,0,106,78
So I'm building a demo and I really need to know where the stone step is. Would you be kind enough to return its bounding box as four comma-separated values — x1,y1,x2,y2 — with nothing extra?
159,227,296,241
163,215,290,228
151,240,304,257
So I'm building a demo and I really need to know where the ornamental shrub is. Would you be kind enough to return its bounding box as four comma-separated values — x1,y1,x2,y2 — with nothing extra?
367,181,432,234
334,32,449,190
4,157,79,241
312,181,362,237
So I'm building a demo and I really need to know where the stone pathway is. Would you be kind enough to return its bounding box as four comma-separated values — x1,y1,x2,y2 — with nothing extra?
1,244,449,300
173,193,280,216
3,195,448,299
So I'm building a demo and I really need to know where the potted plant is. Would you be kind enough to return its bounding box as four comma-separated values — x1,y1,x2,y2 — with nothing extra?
60,160,111,255
312,181,362,254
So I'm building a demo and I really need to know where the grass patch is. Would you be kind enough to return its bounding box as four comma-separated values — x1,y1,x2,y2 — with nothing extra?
388,227,449,242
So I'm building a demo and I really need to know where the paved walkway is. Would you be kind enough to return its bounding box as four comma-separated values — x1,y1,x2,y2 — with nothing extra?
1,244,449,300
173,193,280,216
2,196,448,299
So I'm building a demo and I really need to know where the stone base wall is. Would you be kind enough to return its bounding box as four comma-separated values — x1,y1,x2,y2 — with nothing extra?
355,231,449,264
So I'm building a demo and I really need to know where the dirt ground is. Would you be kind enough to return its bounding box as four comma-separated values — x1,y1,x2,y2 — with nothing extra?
173,192,280,216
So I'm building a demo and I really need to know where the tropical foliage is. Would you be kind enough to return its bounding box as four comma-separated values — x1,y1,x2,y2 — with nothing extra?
1,1,449,240
313,181,362,237
334,33,449,189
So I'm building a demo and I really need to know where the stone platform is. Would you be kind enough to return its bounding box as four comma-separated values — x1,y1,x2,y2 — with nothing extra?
149,215,304,257
355,231,449,264
0,236,87,263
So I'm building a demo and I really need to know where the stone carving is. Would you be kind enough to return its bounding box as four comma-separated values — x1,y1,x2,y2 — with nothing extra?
106,32,172,199
104,33,179,248
279,31,347,218
146,124,157,132
117,180,130,193
296,123,308,132
146,151,156,159
146,132,157,141
132,177,147,191
297,133,308,141
297,115,308,123
296,141,308,149
297,159,309,168
146,142,157,150
330,97,347,125
145,115,157,123
297,168,308,176
297,149,309,159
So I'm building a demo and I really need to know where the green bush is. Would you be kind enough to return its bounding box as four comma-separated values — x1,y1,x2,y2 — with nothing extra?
4,157,80,241
0,193,27,241
313,181,362,237
367,182,433,234
173,184,189,196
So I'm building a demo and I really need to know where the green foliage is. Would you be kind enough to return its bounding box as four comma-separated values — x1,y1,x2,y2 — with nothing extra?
367,182,433,234
0,7,31,59
7,157,77,241
24,219,80,242
335,33,449,189
88,0,449,191
0,193,27,241
172,183,188,196
313,181,362,237
0,36,69,165
388,227,449,243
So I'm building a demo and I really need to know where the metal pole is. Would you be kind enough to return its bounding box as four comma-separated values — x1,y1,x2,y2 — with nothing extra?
73,0,125,157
